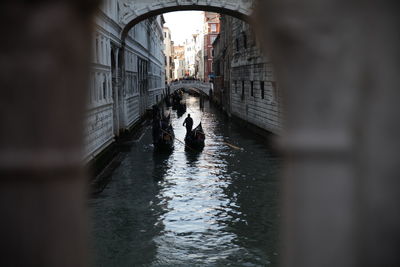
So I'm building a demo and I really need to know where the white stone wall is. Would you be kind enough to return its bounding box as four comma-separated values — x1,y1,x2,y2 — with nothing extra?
174,58,186,79
84,104,114,161
228,19,283,135
185,39,196,76
85,0,165,161
85,13,115,159
164,27,174,83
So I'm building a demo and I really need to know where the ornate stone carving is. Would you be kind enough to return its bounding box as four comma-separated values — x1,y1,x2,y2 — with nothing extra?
118,0,137,24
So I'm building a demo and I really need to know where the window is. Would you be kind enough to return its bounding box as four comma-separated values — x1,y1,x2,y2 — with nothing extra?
261,81,265,99
236,38,239,51
90,73,95,103
243,33,247,49
251,81,254,97
102,76,107,100
211,24,217,32
95,38,99,63
241,81,245,100
235,81,238,93
272,81,278,101
100,39,104,64
211,36,217,44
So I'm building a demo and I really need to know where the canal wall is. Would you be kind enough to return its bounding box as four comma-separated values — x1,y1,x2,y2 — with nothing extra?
213,15,283,136
88,111,151,194
85,3,165,165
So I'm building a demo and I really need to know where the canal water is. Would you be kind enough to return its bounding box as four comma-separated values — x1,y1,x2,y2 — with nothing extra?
89,95,281,266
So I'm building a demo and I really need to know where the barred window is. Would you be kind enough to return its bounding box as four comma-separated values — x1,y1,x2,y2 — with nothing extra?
261,81,265,99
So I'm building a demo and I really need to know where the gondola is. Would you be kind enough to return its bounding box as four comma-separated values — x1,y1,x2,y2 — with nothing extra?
172,90,183,110
165,95,171,107
176,102,186,116
172,98,180,110
185,123,205,150
152,114,175,151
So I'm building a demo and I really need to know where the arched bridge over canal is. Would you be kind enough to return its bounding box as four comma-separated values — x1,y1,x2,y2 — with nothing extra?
169,80,212,97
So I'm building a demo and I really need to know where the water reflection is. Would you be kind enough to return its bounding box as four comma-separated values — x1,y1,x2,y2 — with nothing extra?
152,150,172,182
90,95,281,266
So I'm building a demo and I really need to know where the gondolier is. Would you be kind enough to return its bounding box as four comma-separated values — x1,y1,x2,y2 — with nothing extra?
183,114,193,135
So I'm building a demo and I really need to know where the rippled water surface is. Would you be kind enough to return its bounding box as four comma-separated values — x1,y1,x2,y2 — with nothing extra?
89,96,281,266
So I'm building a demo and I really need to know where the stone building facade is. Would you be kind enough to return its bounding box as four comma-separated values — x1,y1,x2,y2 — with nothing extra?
173,45,186,80
163,27,174,84
213,15,282,135
184,31,203,78
85,0,165,161
203,12,220,82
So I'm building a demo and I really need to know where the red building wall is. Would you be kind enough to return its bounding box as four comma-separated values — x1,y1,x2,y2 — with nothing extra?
203,13,220,82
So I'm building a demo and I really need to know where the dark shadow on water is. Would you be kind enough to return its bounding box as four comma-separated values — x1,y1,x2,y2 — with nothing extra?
184,146,203,166
89,129,172,267
152,148,173,181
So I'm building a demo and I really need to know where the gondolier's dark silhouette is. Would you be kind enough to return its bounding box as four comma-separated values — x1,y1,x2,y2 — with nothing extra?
183,114,193,135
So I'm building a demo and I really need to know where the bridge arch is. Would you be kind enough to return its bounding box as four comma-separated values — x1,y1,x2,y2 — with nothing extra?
170,80,212,96
119,0,254,42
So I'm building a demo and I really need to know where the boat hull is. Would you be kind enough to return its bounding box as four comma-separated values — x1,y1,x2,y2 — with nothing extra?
154,131,174,151
184,137,204,150
184,123,205,150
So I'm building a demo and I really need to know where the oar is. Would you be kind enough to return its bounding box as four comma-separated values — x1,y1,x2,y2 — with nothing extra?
222,142,243,150
197,131,243,151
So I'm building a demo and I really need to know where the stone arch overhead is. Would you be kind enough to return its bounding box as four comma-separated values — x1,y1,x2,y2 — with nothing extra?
119,0,254,42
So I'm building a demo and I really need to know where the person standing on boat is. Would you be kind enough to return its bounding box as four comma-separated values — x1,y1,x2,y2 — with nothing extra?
183,114,193,136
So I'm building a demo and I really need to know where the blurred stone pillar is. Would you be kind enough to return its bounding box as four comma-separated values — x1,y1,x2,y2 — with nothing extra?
0,1,98,266
255,0,400,266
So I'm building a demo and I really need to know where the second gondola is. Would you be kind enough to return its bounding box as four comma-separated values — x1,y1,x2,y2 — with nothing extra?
153,114,175,152
185,123,205,150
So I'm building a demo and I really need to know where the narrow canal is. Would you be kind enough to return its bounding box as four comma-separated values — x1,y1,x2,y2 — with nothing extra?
89,95,281,266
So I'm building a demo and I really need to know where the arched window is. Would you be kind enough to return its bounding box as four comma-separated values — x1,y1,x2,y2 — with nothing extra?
235,80,238,93
260,81,265,100
95,37,99,63
102,74,107,100
89,72,94,104
100,38,104,64
241,80,245,101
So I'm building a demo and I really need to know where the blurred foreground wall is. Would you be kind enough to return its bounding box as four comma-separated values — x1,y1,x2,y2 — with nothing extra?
0,1,96,266
256,0,400,266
